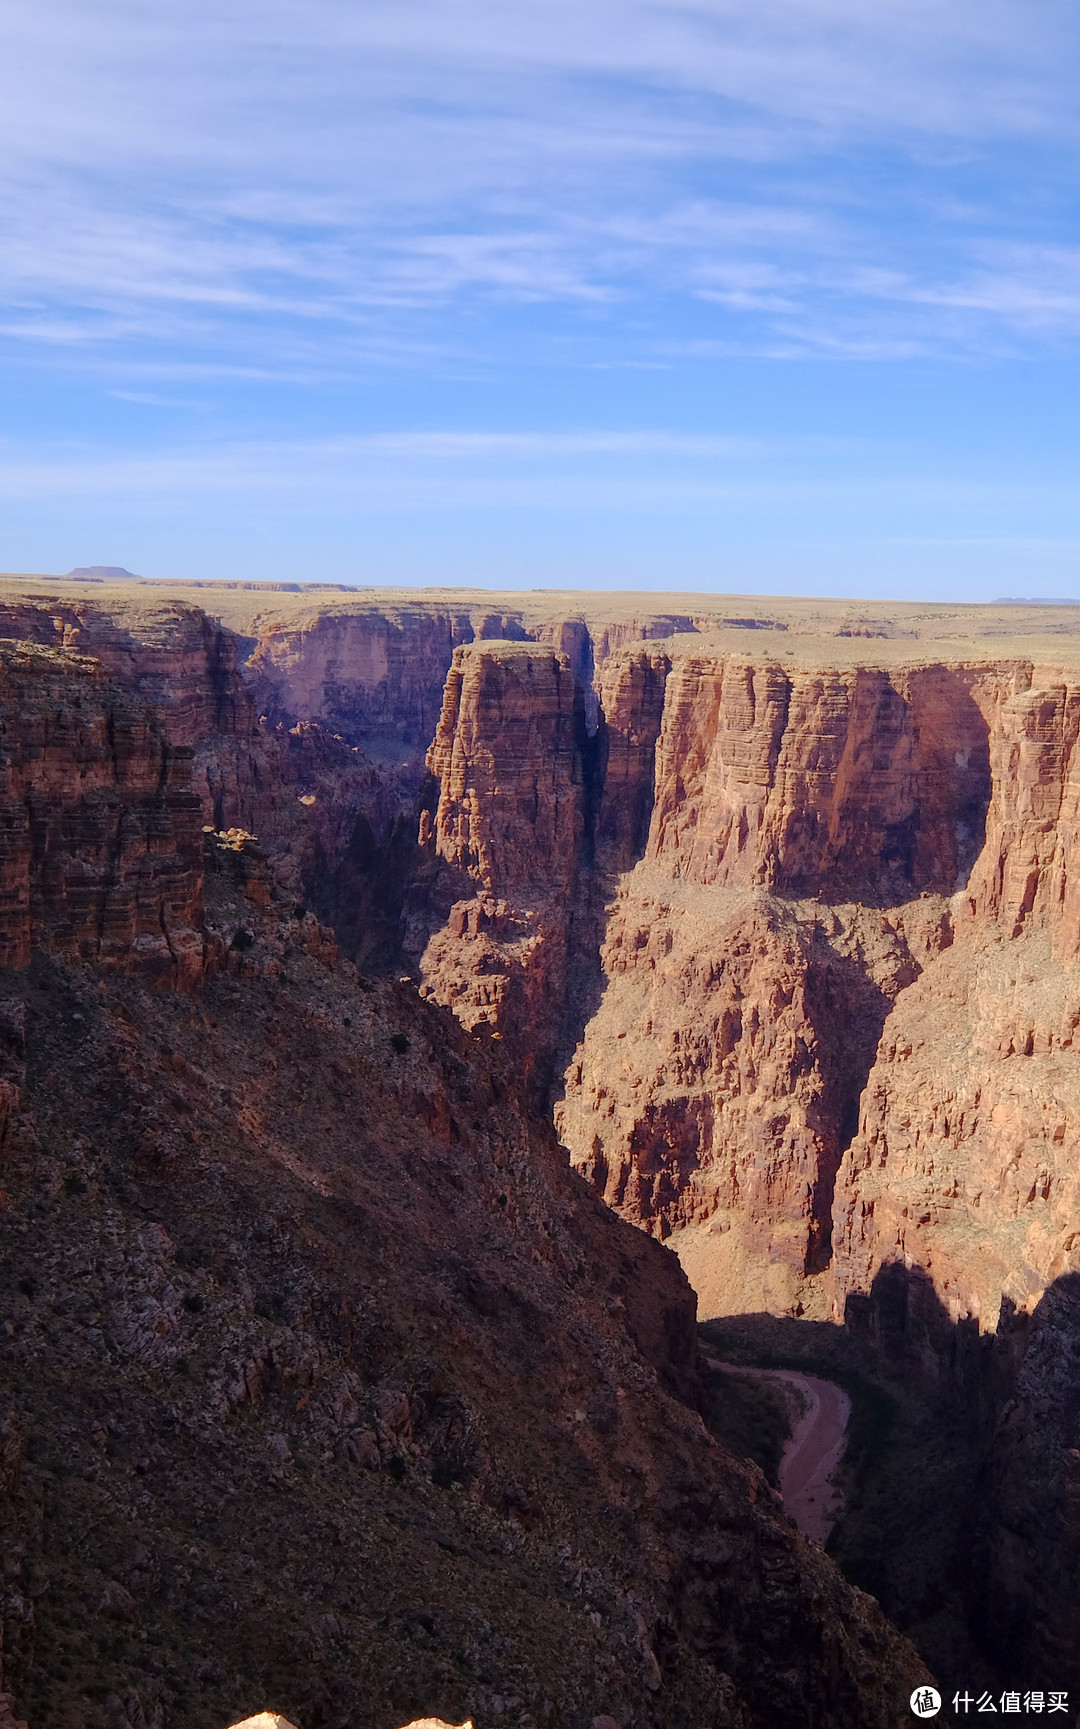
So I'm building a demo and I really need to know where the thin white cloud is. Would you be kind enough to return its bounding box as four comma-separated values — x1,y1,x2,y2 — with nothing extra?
0,428,768,499
0,427,1071,525
5,0,1071,164
0,0,1078,369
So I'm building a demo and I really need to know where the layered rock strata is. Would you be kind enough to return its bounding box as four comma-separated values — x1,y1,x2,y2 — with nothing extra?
554,650,1080,1332
411,635,1080,1341
242,600,706,807
0,594,424,973
12,577,1080,1704
413,643,590,1092
0,643,928,1729
0,641,205,989
832,668,1080,1330
9,578,1080,1705
406,627,1080,1686
0,594,250,748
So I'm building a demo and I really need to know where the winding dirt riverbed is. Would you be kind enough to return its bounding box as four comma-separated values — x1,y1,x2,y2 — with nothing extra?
712,1362,852,1544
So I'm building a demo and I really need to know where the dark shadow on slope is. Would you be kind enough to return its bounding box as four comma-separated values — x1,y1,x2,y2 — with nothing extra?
802,938,894,1275
549,654,671,1121
966,1273,1080,1697
308,806,423,973
700,1262,1080,1700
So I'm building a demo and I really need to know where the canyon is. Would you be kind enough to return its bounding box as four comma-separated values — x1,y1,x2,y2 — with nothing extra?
2,570,1080,1720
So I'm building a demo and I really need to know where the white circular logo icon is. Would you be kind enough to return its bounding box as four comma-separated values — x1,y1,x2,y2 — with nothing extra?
910,1687,942,1719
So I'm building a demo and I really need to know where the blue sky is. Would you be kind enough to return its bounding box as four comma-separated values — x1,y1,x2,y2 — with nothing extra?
3,0,1080,598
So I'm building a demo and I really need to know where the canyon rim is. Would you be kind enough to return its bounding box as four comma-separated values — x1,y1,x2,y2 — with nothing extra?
0,572,1079,1724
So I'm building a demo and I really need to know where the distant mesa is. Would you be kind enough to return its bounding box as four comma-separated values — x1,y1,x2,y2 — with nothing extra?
65,565,141,581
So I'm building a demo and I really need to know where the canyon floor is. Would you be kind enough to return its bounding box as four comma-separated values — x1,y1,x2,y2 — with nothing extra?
1,573,1080,1723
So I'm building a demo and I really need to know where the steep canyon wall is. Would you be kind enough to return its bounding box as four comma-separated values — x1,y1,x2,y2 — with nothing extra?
0,583,936,1728
13,577,1080,1344
406,619,1080,1683
410,630,1080,1347
0,639,205,991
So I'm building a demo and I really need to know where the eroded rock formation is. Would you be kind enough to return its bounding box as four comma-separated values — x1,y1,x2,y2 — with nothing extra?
0,594,930,1729
832,668,1080,1332
0,593,250,748
397,625,1080,1354
12,572,1080,1708
0,641,205,989
20,574,1078,1342
401,620,1080,1690
412,643,590,1091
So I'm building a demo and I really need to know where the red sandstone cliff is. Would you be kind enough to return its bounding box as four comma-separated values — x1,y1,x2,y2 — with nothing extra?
0,641,205,990
407,632,1080,1342
579,651,1080,1338
556,648,990,1314
0,594,250,748
831,667,1080,1331
412,643,588,1091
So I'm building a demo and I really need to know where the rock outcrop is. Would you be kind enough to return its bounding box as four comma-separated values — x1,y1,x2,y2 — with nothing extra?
413,643,591,1092
226,1716,301,1729
0,593,250,748
830,667,1080,1333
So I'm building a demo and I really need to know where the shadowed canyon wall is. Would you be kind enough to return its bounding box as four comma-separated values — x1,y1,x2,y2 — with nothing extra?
0,640,205,991
0,587,936,1728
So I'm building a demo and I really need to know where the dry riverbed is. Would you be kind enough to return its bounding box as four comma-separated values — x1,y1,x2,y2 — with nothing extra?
708,1359,851,1543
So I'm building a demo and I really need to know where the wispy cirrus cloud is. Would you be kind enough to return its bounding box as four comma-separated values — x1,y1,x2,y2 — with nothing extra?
0,428,772,501
1,0,1080,374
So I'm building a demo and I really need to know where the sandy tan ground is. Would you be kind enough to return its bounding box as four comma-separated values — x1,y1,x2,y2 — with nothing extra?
6,571,1080,669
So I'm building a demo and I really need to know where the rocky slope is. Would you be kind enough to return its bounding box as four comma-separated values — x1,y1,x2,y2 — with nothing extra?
0,608,932,1728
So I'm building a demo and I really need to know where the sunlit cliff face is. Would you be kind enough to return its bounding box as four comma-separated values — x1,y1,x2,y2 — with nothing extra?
391,609,1080,1338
